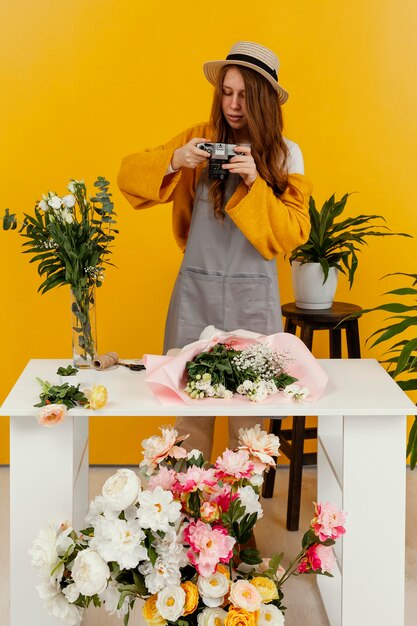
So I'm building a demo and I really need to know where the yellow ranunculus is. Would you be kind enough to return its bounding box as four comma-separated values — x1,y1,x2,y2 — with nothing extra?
87,384,108,410
225,607,256,626
143,595,167,626
249,577,279,603
181,581,199,615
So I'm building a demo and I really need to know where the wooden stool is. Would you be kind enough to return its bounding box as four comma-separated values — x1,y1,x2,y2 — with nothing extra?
262,301,362,531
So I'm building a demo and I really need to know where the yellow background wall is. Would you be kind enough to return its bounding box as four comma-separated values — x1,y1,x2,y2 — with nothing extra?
1,1,416,465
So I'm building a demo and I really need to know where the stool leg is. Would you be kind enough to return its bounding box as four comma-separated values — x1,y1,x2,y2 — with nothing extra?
287,415,306,531
285,318,297,334
262,419,282,499
300,325,313,351
329,328,342,358
346,320,361,358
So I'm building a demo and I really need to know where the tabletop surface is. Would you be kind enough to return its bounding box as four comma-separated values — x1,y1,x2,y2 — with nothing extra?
1,358,416,417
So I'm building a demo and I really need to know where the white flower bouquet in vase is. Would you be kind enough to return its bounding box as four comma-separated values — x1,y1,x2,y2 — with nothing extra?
30,426,346,626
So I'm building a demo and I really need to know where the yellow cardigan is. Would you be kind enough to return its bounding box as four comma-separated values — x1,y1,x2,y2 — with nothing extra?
117,122,313,260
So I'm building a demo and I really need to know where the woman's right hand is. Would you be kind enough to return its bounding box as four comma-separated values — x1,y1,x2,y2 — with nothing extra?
171,138,211,170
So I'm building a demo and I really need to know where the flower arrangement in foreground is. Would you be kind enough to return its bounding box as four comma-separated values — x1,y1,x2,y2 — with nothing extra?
30,426,346,626
184,342,308,402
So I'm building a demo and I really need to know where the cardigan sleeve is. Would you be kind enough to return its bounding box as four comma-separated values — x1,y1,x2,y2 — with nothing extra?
225,173,313,260
117,123,213,210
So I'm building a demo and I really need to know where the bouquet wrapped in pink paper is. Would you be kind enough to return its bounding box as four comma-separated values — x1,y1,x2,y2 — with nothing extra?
144,328,328,406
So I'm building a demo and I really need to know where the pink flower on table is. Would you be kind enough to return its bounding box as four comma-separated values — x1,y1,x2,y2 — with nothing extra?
184,520,235,577
215,449,254,482
298,544,336,574
237,424,281,473
36,404,67,427
139,427,189,476
173,467,217,494
148,466,177,491
311,501,346,542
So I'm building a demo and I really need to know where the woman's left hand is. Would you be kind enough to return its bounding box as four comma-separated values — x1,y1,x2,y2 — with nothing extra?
222,145,258,189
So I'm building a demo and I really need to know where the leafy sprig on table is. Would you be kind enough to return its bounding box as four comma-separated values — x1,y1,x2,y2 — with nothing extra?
56,365,78,376
34,378,88,410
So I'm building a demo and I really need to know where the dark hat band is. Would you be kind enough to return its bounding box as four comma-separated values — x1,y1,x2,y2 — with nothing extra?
226,53,278,82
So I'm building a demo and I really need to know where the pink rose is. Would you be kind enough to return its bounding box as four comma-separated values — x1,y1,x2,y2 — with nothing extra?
36,404,67,427
311,501,346,542
229,580,262,612
298,544,336,574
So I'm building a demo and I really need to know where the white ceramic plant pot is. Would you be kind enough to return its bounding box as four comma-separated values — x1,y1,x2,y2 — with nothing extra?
291,261,338,309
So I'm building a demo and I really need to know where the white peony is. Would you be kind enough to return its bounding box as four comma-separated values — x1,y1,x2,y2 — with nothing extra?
257,603,285,626
62,194,76,208
100,580,129,617
71,549,110,596
48,195,62,210
90,516,148,570
102,468,141,511
37,579,83,625
63,583,80,603
156,585,186,622
238,485,263,519
197,607,228,626
29,522,74,582
137,487,182,532
197,572,230,607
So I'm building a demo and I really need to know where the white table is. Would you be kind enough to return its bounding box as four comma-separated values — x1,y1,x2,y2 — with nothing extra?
1,358,416,626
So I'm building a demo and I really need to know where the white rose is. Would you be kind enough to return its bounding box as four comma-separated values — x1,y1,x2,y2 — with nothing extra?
48,195,62,210
197,573,229,607
102,468,141,511
197,607,228,626
71,549,110,596
156,585,185,621
62,194,76,208
257,603,285,626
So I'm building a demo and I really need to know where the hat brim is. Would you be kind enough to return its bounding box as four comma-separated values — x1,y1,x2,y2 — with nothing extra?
203,59,289,105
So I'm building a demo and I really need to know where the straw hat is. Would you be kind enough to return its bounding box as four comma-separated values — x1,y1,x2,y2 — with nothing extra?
203,41,289,104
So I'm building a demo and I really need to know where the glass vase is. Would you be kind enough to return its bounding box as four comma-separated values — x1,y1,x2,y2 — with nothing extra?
71,286,97,368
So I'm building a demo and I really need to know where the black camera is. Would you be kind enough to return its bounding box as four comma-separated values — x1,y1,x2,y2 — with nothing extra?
197,142,240,180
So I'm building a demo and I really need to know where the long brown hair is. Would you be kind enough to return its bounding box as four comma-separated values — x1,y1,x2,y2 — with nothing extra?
209,64,289,220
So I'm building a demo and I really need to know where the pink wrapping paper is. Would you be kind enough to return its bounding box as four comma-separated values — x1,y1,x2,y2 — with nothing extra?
143,330,328,406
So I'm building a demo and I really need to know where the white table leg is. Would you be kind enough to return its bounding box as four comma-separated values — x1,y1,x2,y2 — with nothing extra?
318,413,406,626
10,414,89,626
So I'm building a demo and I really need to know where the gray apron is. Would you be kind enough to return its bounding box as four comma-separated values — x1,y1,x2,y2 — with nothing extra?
163,173,283,353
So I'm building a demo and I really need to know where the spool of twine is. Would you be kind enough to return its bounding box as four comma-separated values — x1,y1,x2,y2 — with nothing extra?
93,352,119,370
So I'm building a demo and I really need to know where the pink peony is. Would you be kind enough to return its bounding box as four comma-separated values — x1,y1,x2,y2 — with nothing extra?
139,427,188,475
215,449,254,482
311,501,346,542
173,466,217,494
237,424,281,473
36,404,67,427
148,466,177,491
210,485,237,512
298,544,336,574
184,520,235,577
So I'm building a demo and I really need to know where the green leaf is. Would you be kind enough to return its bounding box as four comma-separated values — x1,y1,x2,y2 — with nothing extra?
239,548,263,565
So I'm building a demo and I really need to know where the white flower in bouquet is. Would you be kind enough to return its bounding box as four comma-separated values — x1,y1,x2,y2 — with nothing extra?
197,572,230,607
39,199,49,211
84,495,115,527
29,522,74,582
237,485,263,519
197,607,228,626
188,448,204,460
99,579,130,617
102,468,142,511
229,579,262,612
153,528,188,565
257,603,285,626
62,583,80,603
90,516,148,569
284,384,309,401
156,584,186,622
238,424,281,473
137,486,182,532
48,194,62,210
37,578,83,626
62,194,76,209
71,548,110,596
139,558,182,595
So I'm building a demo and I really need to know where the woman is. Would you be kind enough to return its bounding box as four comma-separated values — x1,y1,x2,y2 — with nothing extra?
118,41,312,459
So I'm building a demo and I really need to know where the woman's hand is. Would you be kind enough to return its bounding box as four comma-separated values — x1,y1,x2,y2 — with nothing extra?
171,138,211,171
222,145,258,189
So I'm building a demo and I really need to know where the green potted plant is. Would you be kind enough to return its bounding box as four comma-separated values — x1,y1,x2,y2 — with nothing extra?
289,194,410,309
358,272,417,468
